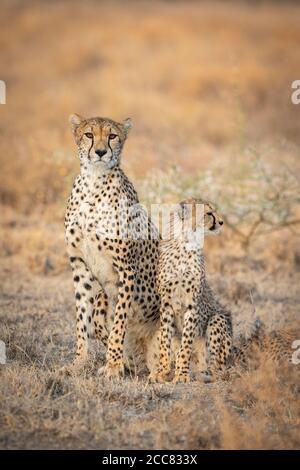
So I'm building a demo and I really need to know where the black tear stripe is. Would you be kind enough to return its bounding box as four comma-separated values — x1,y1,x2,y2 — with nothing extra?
87,136,94,161
108,139,113,155
108,139,115,165
210,213,216,231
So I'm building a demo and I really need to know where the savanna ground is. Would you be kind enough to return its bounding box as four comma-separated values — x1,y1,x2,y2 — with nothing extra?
1,0,300,450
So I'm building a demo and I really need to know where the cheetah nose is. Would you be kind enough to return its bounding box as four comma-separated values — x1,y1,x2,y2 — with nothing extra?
95,149,107,158
219,220,224,226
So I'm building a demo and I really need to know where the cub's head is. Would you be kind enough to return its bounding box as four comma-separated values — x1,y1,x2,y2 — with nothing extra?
69,114,132,169
178,197,224,236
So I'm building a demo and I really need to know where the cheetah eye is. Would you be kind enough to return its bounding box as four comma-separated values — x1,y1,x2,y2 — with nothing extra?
109,133,118,140
207,212,213,216
84,132,93,139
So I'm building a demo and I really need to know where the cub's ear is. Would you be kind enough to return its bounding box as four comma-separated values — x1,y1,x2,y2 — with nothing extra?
122,118,133,135
178,201,189,220
69,114,85,133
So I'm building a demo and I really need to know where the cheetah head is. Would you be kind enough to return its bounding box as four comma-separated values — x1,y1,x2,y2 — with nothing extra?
69,114,132,170
178,198,224,236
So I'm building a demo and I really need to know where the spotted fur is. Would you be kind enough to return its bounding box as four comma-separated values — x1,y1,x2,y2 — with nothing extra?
65,114,160,378
150,198,233,383
233,319,300,369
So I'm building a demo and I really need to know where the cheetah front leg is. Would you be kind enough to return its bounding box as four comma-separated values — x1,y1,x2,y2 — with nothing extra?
69,256,100,369
92,288,109,348
173,305,198,383
150,297,175,383
103,265,135,379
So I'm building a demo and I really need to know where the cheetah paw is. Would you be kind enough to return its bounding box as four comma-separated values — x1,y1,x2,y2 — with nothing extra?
99,361,124,380
148,369,171,383
173,373,190,384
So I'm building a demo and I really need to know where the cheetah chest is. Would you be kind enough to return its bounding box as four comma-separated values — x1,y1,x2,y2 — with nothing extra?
67,197,119,290
159,256,202,331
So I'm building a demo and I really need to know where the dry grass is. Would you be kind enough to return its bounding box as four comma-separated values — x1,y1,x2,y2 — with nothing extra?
0,0,300,449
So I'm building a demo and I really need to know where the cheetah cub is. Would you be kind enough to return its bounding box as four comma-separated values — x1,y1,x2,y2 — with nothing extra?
151,198,232,383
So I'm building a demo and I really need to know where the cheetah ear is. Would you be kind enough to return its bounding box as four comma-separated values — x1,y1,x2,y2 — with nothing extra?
122,118,133,135
69,113,85,133
178,202,188,220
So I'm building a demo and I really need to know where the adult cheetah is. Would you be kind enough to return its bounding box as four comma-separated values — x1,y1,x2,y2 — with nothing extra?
65,114,160,378
150,198,233,383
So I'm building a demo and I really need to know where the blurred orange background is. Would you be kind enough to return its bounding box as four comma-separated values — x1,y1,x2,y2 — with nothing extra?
1,0,300,211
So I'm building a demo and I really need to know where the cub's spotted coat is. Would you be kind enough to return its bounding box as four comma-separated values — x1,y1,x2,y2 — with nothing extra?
233,319,300,369
150,198,232,383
